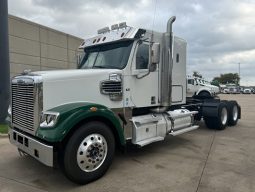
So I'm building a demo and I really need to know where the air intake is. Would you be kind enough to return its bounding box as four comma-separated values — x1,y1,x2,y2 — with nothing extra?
100,80,122,101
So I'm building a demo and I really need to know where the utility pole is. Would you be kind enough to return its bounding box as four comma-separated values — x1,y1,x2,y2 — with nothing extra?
238,62,240,85
0,0,10,123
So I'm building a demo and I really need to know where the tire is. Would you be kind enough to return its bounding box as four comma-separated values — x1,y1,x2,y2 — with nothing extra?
198,91,211,97
204,102,228,130
62,121,115,184
227,101,239,126
204,116,215,129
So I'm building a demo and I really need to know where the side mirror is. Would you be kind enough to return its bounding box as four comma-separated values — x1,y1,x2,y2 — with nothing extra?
76,52,85,69
151,43,160,64
77,54,81,68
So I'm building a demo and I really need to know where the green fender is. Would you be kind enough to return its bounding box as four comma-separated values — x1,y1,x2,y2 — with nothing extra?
36,102,125,145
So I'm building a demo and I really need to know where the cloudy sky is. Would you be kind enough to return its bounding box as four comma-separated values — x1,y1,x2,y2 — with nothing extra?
8,0,255,85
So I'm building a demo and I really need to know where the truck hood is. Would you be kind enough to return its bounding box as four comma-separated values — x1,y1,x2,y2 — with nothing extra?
32,69,121,82
29,69,123,110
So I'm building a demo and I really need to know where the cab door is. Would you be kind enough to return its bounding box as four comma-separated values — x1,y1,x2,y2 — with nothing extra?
187,78,196,97
128,41,159,108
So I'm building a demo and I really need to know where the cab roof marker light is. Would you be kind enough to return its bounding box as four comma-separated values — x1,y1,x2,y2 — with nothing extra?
97,27,110,34
119,22,127,28
111,24,119,30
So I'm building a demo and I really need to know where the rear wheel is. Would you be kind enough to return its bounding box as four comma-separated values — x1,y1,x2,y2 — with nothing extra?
227,101,239,126
61,121,115,184
204,102,228,130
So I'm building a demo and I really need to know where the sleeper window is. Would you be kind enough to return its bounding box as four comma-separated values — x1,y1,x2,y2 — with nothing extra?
176,53,179,63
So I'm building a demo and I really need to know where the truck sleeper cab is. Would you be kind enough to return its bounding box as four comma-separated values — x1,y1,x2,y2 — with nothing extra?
8,17,241,184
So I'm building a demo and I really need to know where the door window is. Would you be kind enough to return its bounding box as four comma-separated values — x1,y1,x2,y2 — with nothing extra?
136,44,149,69
188,79,194,85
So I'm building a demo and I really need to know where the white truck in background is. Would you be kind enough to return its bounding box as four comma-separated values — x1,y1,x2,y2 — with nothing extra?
187,75,220,98
222,84,240,94
8,16,241,184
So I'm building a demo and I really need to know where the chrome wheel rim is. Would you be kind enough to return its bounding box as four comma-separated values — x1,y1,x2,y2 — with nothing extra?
77,134,107,172
232,105,238,121
221,107,228,125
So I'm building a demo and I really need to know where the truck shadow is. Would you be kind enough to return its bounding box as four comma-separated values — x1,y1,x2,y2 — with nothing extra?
3,123,214,190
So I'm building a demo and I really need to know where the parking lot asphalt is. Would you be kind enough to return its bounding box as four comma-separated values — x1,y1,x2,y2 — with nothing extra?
0,94,255,192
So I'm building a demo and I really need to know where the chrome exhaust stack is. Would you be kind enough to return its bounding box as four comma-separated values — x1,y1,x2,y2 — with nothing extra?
152,16,176,113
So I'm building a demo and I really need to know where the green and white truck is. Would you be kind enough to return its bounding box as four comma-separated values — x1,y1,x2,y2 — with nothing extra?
8,17,241,184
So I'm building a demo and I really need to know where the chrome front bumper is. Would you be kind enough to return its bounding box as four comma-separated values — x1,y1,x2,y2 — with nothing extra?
9,128,53,167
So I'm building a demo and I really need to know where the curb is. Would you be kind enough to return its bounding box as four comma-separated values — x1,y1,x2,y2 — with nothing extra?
0,133,8,138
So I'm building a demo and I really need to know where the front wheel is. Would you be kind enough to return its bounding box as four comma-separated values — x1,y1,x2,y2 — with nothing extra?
62,121,115,184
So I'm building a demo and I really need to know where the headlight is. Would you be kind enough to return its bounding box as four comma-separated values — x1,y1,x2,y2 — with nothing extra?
8,105,12,116
40,112,59,128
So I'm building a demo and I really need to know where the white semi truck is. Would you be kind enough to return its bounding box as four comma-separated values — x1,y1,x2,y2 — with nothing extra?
187,76,220,98
8,17,241,184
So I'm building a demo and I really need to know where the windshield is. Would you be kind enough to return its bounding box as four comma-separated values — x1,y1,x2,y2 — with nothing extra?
79,40,133,69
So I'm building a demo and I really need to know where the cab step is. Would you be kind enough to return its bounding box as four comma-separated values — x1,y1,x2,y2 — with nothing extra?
135,136,164,147
169,125,199,136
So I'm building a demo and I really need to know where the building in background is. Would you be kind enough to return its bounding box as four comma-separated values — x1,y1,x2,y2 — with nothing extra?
8,15,83,77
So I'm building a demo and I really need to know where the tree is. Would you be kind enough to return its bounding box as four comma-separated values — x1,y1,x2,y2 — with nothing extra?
211,80,220,87
212,73,240,85
193,71,202,78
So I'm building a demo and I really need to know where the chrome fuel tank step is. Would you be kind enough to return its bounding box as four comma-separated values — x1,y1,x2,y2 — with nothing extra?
130,109,198,147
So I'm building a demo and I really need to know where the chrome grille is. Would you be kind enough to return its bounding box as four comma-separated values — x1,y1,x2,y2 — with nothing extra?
100,81,122,94
11,75,42,135
12,83,35,131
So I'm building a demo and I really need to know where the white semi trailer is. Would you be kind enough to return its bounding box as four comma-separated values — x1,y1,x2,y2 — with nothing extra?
8,17,241,184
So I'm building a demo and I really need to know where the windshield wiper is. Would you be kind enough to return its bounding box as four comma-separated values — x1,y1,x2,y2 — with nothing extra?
93,66,107,68
93,65,119,69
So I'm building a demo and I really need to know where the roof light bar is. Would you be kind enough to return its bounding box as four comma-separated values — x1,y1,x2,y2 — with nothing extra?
111,24,118,30
119,22,127,28
97,27,110,34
